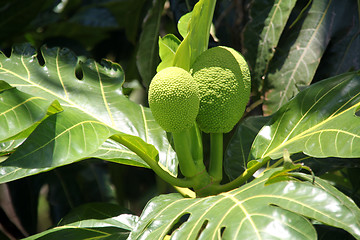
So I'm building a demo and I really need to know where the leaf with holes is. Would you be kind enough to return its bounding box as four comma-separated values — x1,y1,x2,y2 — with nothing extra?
129,168,360,239
250,71,360,162
0,43,177,183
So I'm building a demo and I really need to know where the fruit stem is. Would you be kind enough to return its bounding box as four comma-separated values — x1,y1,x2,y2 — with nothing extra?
172,129,199,178
209,132,223,183
212,157,271,193
110,134,192,188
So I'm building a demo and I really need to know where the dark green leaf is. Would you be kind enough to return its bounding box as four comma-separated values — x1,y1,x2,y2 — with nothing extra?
0,0,52,42
70,7,118,28
314,0,360,81
136,0,166,87
243,0,297,89
104,0,147,43
46,162,116,223
224,116,270,180
264,0,337,114
59,202,131,226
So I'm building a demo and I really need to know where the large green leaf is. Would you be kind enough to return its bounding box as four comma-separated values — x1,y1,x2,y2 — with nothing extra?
23,214,137,240
129,168,360,239
243,0,297,89
58,202,131,226
263,0,339,114
250,71,360,161
0,81,56,143
0,43,177,183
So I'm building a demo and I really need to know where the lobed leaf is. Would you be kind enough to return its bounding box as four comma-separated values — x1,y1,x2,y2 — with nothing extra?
129,168,360,239
0,43,177,183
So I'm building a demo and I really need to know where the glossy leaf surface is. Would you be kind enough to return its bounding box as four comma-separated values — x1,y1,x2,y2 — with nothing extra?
0,81,54,143
173,0,216,70
58,202,132,225
0,44,177,183
23,214,137,240
157,34,181,72
250,71,360,161
129,169,360,239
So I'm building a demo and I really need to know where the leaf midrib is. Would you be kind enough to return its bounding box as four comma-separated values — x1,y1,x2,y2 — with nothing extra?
1,55,118,132
262,80,360,158
277,0,332,108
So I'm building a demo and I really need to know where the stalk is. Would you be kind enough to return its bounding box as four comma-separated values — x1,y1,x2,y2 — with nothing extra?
110,134,192,188
172,129,198,178
212,157,272,193
188,123,205,169
209,132,223,183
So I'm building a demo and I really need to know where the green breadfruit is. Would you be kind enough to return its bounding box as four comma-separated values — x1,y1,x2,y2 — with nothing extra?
191,46,251,133
148,67,200,133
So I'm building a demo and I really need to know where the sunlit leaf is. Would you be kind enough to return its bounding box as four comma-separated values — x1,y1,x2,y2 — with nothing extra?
177,12,192,38
0,43,177,183
156,34,181,72
23,214,138,240
129,168,360,239
58,202,132,225
173,0,216,71
250,71,360,161
0,81,56,143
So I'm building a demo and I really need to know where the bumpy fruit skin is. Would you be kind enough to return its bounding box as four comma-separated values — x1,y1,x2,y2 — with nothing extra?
148,67,200,133
191,46,251,133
